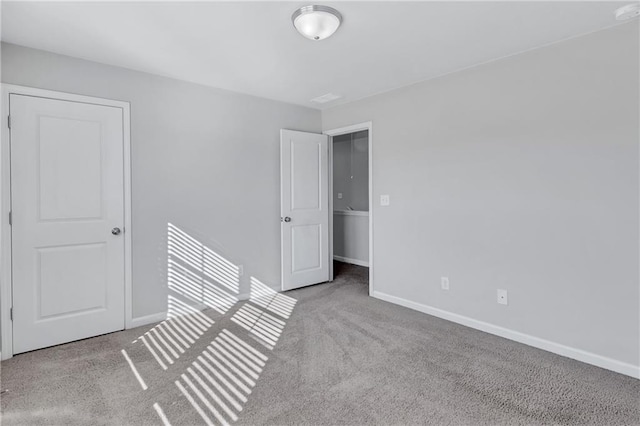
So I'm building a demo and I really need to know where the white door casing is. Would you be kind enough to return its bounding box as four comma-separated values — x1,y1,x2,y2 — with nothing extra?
10,94,126,354
280,129,329,291
324,122,374,296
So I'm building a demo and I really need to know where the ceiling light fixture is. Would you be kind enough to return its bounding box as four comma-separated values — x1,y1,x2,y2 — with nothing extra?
614,3,640,20
292,5,342,41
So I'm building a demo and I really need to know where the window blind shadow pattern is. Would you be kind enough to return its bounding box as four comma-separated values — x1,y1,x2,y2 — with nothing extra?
120,223,298,426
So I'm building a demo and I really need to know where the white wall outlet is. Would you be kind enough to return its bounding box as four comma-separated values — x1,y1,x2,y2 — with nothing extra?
238,265,243,276
497,289,508,305
337,192,343,199
380,194,390,206
441,277,450,291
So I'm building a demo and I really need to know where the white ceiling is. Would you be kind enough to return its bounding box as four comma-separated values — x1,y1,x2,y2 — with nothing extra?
1,1,628,109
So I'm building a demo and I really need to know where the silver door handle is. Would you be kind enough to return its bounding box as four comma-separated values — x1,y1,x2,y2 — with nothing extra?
111,227,122,235
283,217,291,223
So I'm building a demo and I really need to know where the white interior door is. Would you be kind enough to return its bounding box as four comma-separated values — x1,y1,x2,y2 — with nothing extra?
280,129,329,291
10,94,126,354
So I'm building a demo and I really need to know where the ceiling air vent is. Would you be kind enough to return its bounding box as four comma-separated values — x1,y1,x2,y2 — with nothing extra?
310,93,342,104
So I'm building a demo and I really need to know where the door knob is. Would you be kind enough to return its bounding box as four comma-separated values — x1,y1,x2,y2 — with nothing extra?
111,227,122,235
283,217,292,222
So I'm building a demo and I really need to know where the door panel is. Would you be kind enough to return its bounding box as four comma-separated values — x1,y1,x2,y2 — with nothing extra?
37,243,107,319
10,94,125,354
281,129,329,291
291,142,321,210
38,116,103,220
292,224,322,272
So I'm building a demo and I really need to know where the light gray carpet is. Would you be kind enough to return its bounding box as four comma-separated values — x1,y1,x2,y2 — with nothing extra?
1,262,639,425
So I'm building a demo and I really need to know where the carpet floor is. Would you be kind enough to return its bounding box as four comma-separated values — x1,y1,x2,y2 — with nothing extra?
1,262,638,425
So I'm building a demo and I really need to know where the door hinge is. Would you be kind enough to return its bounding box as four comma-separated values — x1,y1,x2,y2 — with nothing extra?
10,307,13,321
8,211,11,226
7,115,10,129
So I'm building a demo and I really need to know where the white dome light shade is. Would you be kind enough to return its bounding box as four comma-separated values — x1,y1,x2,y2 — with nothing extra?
614,3,640,20
292,5,342,41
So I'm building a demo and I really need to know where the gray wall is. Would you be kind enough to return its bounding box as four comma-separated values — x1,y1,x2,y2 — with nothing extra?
333,131,369,211
2,42,321,319
323,23,640,367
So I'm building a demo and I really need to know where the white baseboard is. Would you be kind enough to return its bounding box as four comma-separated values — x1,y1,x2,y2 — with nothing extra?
128,311,167,329
372,291,640,379
334,255,369,267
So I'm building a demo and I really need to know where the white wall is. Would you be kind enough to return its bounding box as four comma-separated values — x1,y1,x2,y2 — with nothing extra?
323,23,640,374
1,43,321,320
333,211,369,265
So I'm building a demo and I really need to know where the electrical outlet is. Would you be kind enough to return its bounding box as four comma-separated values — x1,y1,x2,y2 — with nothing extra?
238,265,243,276
497,289,508,305
380,194,390,206
337,192,343,199
441,277,450,291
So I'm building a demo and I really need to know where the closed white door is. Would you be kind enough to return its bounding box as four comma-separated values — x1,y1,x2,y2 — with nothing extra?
280,129,329,291
10,94,125,354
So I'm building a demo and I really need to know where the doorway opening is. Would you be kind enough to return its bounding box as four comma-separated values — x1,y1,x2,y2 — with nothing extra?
279,123,372,295
326,124,372,295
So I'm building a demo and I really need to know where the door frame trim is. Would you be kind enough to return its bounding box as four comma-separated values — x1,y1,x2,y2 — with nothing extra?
324,122,373,296
0,84,133,360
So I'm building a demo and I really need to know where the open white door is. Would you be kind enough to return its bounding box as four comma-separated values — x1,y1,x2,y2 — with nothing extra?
10,94,126,354
280,129,329,291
